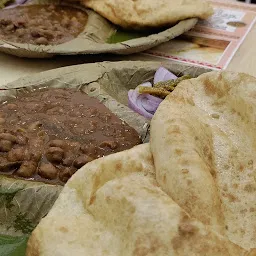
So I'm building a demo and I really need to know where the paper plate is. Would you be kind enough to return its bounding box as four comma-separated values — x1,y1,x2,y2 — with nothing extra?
0,0,197,58
0,61,210,255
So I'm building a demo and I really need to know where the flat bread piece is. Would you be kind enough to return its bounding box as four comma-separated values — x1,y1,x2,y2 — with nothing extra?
27,144,246,256
80,0,213,29
151,71,256,251
26,71,256,255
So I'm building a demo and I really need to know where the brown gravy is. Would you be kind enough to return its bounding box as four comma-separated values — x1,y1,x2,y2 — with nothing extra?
0,5,88,45
0,88,141,184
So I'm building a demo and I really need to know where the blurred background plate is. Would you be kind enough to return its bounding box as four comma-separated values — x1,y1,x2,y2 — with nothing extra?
0,0,197,58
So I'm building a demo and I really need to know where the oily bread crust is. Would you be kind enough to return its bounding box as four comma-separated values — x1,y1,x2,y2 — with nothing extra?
26,229,41,256
151,71,256,250
82,0,213,29
26,72,256,255
26,144,248,256
247,250,256,256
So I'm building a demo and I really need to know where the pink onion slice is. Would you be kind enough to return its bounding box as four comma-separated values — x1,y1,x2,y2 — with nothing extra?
128,90,153,119
145,94,163,104
5,0,28,8
141,96,159,113
154,67,177,84
135,82,163,111
128,89,163,119
128,68,178,119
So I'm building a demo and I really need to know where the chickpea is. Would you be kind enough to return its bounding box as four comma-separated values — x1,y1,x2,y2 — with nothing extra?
80,144,100,157
71,17,78,23
35,37,48,45
73,155,94,169
32,29,43,37
48,140,67,149
61,17,70,28
42,30,54,39
5,24,14,31
16,28,25,36
0,140,12,152
16,161,37,178
38,163,58,180
99,141,118,150
29,138,43,161
0,133,17,143
80,144,89,154
77,12,84,20
59,167,73,183
46,147,64,163
62,154,75,167
7,147,25,162
0,19,11,25
30,150,42,162
48,5,55,10
56,31,63,38
15,19,25,27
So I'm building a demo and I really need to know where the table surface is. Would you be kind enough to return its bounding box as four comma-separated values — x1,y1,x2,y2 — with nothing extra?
0,22,255,86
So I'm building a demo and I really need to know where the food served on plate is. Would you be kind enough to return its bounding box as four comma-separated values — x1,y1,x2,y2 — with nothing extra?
77,0,213,29
0,5,87,45
0,88,141,184
26,71,256,255
0,1,200,57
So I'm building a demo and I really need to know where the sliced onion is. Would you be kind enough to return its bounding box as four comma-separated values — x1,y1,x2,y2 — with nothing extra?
135,81,162,104
5,4,19,8
5,0,27,8
141,96,160,113
145,94,163,104
128,90,153,119
16,0,27,4
154,67,177,84
136,81,163,111
128,67,178,119
128,90,163,119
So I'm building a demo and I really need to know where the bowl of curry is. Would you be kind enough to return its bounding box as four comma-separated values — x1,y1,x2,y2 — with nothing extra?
0,88,142,185
0,5,88,45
